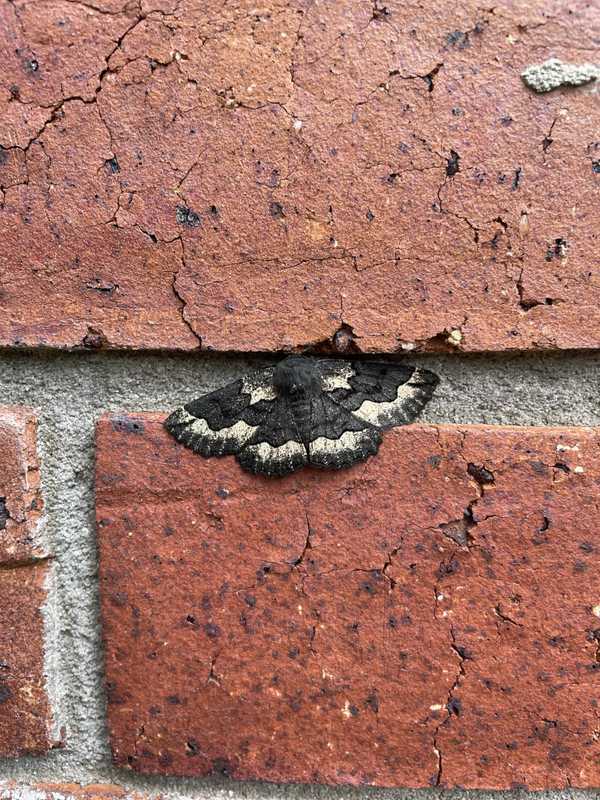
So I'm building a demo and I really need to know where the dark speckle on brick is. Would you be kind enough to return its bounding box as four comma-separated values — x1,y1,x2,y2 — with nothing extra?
0,498,8,530
447,697,462,716
0,684,12,705
211,757,233,776
269,201,285,219
205,622,221,638
111,417,144,435
176,205,202,228
446,30,469,48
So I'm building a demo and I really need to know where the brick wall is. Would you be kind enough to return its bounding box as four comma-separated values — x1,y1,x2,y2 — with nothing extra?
1,0,600,798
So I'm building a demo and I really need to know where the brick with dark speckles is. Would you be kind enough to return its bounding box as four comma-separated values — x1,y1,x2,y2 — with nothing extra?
0,407,55,757
97,414,600,788
1,2,600,353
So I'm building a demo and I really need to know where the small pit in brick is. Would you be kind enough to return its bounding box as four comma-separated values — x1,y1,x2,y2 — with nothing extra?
446,150,460,177
105,157,120,174
467,463,495,485
176,205,202,228
512,167,523,190
186,738,200,756
333,323,359,353
546,238,568,261
0,498,8,530
23,57,39,73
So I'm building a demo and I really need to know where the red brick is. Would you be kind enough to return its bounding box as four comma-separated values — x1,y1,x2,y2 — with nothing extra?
0,784,158,800
0,564,54,757
0,408,46,563
96,414,600,789
0,408,55,757
2,2,600,353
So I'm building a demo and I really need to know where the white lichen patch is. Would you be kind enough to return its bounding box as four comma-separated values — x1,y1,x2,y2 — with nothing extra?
447,329,463,346
522,58,599,93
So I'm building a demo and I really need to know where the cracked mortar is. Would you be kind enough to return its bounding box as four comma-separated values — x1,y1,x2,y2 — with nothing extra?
0,350,599,797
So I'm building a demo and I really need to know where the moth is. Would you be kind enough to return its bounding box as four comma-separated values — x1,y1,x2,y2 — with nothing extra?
165,357,439,477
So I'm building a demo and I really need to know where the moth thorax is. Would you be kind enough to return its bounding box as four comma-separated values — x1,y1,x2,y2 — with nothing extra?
273,357,321,397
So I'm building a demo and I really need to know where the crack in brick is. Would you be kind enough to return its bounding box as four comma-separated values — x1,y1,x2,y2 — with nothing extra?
171,236,202,348
432,624,467,786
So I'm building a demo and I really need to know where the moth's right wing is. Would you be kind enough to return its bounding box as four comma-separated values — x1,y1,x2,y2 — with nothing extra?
319,360,439,430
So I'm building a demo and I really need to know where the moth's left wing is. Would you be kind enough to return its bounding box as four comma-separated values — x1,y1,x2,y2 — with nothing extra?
319,360,439,429
164,368,276,458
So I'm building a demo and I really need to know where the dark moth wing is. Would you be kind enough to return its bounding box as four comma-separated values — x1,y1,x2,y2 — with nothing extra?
165,358,439,478
318,360,439,429
236,399,308,477
306,392,381,470
164,369,275,458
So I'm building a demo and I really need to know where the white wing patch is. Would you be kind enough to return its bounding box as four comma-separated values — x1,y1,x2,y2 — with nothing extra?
243,440,306,470
241,372,277,404
352,370,428,427
170,408,258,450
309,429,379,467
320,363,354,392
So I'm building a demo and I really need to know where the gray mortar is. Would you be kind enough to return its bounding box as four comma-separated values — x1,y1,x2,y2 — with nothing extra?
521,58,599,92
0,349,599,799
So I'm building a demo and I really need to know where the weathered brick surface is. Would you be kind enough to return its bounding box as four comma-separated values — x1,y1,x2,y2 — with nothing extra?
0,564,54,757
0,408,45,563
2,1,600,353
0,408,54,757
97,414,600,789
0,784,158,800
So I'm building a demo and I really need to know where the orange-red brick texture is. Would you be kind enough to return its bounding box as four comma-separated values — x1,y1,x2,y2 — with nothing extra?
97,414,600,789
0,408,55,757
2,1,600,353
0,785,159,800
